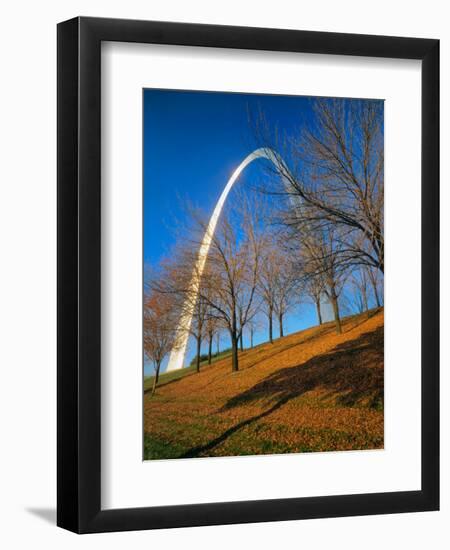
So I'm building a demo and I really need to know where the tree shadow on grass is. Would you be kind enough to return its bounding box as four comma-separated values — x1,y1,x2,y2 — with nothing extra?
222,326,384,411
179,395,292,458
181,325,383,458
242,311,381,373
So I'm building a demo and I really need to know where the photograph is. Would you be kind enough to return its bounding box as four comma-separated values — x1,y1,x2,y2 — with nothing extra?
0,1,442,542
143,89,384,460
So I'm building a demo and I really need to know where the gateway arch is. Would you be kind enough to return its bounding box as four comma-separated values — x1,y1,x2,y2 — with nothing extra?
166,147,292,372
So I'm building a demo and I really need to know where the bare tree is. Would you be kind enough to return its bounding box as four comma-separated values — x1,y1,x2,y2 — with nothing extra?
143,284,180,396
273,253,300,338
253,97,384,274
246,314,263,348
216,331,221,355
367,266,383,308
205,307,223,365
294,224,348,334
257,243,278,344
237,304,246,352
152,244,215,373
151,195,263,374
193,200,263,372
190,293,209,372
304,275,324,326
350,267,370,316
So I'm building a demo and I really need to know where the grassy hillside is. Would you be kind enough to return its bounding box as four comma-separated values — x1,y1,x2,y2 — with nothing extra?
144,309,384,460
143,348,232,392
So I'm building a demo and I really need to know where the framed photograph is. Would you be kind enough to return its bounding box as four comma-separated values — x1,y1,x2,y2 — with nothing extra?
57,17,439,533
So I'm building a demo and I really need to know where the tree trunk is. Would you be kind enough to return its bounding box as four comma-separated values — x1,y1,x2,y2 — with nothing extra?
373,284,381,308
268,309,273,344
231,332,239,372
151,362,161,396
279,312,284,338
330,293,342,334
195,335,201,373
369,271,381,308
362,287,369,317
239,332,244,352
208,332,213,365
216,333,220,355
315,298,323,325
231,310,239,372
250,327,254,348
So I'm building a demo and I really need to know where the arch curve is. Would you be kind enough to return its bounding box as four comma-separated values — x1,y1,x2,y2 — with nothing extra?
166,147,287,371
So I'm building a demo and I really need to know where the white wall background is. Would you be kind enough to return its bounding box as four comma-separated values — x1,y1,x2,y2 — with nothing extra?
0,0,448,547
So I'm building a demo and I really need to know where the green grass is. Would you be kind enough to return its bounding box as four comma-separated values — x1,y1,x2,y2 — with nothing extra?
144,308,384,459
143,423,384,460
144,365,197,392
189,347,233,366
144,350,232,392
143,434,187,460
143,309,382,393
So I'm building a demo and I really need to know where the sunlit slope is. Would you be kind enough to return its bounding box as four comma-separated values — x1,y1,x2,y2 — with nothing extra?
144,309,384,459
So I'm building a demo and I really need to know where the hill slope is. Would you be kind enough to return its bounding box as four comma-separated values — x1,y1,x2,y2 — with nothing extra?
144,309,384,459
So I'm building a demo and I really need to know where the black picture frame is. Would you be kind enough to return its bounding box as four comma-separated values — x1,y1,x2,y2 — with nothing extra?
57,16,439,533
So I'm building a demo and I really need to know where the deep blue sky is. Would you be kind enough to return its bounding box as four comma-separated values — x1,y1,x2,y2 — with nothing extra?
143,89,316,264
143,89,333,373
